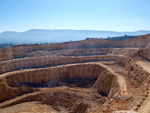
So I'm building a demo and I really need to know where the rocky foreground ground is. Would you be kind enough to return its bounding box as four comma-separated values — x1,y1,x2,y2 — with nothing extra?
0,34,150,113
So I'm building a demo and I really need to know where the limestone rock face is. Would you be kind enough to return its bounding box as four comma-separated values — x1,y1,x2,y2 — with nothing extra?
122,34,150,47
93,69,115,96
125,61,150,87
0,81,33,103
138,48,150,60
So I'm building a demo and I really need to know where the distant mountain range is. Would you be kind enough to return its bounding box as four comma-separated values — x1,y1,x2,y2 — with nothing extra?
0,29,150,44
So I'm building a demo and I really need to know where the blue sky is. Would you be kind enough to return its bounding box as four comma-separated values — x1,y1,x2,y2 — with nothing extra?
0,0,150,32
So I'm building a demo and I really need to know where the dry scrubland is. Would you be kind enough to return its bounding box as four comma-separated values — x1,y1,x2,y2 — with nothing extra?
0,34,150,113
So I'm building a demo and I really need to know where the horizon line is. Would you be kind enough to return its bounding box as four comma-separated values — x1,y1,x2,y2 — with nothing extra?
1,29,150,33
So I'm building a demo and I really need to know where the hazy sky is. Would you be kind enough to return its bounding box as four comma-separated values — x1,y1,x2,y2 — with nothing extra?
0,0,150,32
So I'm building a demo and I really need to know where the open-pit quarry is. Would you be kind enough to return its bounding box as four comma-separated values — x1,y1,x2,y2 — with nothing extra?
0,34,150,113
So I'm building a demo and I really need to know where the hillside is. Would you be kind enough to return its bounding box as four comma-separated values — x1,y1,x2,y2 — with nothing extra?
0,29,149,44
106,35,138,41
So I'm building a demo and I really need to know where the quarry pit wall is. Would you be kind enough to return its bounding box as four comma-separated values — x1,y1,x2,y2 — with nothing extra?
0,63,116,103
0,55,123,74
